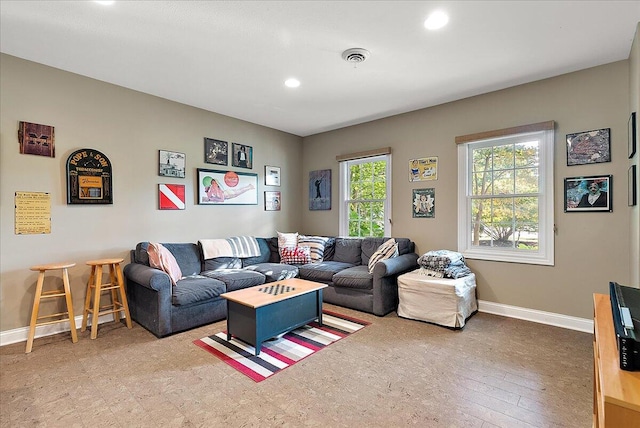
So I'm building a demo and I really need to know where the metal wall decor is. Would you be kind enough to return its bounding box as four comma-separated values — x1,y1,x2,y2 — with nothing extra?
66,148,113,204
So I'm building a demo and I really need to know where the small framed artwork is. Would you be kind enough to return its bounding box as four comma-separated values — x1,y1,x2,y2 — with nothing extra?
564,174,612,212
159,150,185,178
18,121,55,157
309,169,331,210
412,188,435,218
629,112,637,159
66,148,113,204
409,157,438,181
204,138,228,166
629,165,637,206
265,165,281,186
232,143,253,169
158,184,186,210
197,168,257,205
265,191,281,211
566,128,611,166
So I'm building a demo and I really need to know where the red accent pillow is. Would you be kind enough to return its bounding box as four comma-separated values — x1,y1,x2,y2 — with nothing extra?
279,246,311,265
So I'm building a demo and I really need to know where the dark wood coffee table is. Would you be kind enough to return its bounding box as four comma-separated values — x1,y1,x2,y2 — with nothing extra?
220,278,327,356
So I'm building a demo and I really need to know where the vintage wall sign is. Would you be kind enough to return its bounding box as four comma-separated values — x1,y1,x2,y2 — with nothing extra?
66,148,113,204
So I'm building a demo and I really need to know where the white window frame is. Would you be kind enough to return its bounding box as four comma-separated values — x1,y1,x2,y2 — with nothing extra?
339,154,392,237
457,126,554,265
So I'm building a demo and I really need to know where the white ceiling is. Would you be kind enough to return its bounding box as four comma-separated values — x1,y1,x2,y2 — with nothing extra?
1,1,639,137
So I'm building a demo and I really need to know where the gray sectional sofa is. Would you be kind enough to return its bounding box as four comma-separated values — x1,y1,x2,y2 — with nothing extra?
123,236,418,337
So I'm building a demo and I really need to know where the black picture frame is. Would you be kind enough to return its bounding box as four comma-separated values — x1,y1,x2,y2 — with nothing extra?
66,148,113,204
566,128,611,166
629,165,637,207
204,138,228,166
265,191,281,211
197,168,258,205
629,112,637,159
231,143,253,169
159,150,185,178
564,174,612,213
265,165,281,186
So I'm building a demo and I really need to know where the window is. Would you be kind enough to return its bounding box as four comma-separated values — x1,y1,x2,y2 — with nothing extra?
339,154,391,237
457,122,554,265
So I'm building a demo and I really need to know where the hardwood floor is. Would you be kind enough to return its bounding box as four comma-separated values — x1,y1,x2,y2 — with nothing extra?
0,305,593,427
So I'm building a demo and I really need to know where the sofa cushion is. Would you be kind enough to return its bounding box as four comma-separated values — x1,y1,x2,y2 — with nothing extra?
367,238,399,273
298,235,330,263
241,237,271,267
136,242,203,276
267,237,280,262
172,275,226,306
334,238,362,265
147,243,183,285
201,269,265,291
244,263,299,282
203,257,242,271
322,237,336,261
333,266,374,290
298,261,354,283
279,246,311,265
361,237,414,265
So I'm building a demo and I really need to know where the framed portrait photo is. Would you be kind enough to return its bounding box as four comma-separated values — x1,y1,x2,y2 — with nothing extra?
265,191,281,211
232,143,253,169
265,165,281,186
159,150,185,178
566,128,611,166
204,137,228,166
564,174,612,212
197,168,258,205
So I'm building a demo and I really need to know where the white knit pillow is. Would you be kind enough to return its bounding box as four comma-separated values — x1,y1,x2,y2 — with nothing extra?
367,238,399,273
277,231,298,251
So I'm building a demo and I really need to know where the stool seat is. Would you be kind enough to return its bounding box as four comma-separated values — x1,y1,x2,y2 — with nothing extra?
81,258,132,339
26,262,78,353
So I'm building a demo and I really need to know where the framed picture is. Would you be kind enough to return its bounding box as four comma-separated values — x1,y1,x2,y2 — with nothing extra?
204,138,228,165
309,169,331,210
159,150,185,178
231,143,253,169
158,184,186,210
564,175,612,212
18,121,55,157
265,165,281,186
66,148,113,204
197,168,257,205
629,165,637,206
265,191,281,211
629,112,637,159
409,157,438,181
412,188,435,218
566,128,611,166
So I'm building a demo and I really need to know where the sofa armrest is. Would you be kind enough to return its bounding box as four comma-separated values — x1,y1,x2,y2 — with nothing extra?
372,253,418,277
123,263,172,291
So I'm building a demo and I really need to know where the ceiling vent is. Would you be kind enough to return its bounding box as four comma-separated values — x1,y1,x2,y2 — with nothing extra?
342,48,370,63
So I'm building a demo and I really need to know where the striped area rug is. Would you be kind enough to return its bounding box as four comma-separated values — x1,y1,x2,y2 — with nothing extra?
193,310,370,382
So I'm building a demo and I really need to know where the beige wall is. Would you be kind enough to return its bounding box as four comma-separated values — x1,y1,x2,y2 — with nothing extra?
0,54,303,332
630,23,640,286
302,60,633,320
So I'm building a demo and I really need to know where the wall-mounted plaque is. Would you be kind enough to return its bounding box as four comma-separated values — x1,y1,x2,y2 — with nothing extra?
66,148,113,204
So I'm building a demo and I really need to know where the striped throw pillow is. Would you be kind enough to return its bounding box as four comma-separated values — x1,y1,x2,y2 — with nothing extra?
279,246,311,265
277,231,298,253
367,238,399,273
298,235,329,263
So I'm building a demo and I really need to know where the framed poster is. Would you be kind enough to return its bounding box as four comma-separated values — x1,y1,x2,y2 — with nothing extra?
629,112,637,159
412,188,435,218
18,121,55,157
409,157,438,181
265,191,281,211
66,148,113,204
265,165,281,186
197,168,257,205
159,150,185,178
204,138,228,165
629,165,637,206
232,143,253,169
158,184,186,210
566,128,611,166
564,175,612,212
309,169,331,210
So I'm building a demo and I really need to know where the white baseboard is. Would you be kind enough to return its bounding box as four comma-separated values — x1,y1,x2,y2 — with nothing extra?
478,300,593,333
0,313,122,347
0,301,594,347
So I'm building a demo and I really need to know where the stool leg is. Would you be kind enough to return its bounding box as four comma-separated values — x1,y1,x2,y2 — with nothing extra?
62,267,78,343
108,264,120,322
25,271,45,353
115,263,132,329
81,266,96,332
90,265,103,339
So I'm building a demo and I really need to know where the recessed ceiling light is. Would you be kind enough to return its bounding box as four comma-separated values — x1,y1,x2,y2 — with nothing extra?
94,1,115,5
284,78,300,88
424,11,449,30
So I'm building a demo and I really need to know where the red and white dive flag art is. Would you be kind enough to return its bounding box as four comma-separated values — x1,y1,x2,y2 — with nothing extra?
158,184,186,210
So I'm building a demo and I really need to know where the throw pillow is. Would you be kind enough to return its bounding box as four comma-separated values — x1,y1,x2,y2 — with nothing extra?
277,231,298,253
147,242,183,286
367,238,399,273
298,235,330,263
279,246,311,265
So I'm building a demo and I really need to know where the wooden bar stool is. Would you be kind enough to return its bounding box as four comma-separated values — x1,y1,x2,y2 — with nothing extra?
81,258,132,339
26,262,78,353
